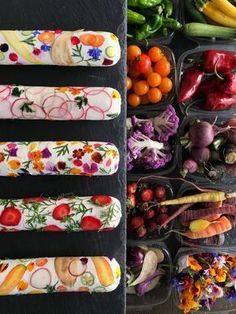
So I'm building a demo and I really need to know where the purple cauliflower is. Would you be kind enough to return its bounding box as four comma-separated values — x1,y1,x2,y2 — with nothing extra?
131,116,155,139
139,142,172,170
152,105,179,141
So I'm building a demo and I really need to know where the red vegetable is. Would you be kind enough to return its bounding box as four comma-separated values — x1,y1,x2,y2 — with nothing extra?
145,209,155,220
179,67,204,103
127,194,136,209
203,50,236,73
141,189,154,202
205,91,236,111
194,76,217,98
155,186,166,201
127,182,137,195
136,225,147,238
217,72,236,95
130,216,144,230
147,219,159,233
133,53,151,74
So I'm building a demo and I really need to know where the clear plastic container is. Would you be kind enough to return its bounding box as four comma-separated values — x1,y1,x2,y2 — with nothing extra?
173,247,236,313
180,0,236,44
175,182,236,248
127,242,172,311
176,45,236,116
128,0,179,46
127,110,178,177
127,43,176,113
127,176,175,242
177,115,236,185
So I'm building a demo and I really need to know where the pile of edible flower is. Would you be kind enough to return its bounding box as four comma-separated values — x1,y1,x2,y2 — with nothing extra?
174,252,236,313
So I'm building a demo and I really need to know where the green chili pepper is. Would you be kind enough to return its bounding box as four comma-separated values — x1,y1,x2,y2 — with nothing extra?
135,14,163,40
162,0,173,16
128,0,162,9
161,27,169,36
128,9,146,24
162,17,182,30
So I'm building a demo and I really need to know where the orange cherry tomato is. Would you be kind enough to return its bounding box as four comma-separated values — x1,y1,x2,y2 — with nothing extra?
147,88,162,104
127,45,142,62
148,46,163,63
128,93,141,107
127,77,132,90
159,77,173,94
128,66,140,78
140,94,149,105
154,59,171,77
147,72,162,87
133,80,149,96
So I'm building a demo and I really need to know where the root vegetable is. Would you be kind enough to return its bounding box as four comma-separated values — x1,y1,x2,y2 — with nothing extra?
191,147,210,163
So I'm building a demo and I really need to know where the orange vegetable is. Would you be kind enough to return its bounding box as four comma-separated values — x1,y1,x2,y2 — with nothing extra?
154,59,171,77
127,45,141,62
38,31,55,44
128,93,141,107
127,77,132,90
148,47,163,63
147,72,162,87
128,66,140,78
133,80,149,96
79,34,105,47
159,77,173,94
17,280,28,291
35,258,48,267
147,88,162,103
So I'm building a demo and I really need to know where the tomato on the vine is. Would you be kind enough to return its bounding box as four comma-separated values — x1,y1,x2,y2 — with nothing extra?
133,54,151,74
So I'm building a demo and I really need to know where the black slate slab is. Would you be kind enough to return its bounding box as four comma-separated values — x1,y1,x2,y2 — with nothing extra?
0,0,126,313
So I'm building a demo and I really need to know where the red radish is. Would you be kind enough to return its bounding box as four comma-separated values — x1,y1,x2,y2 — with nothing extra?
127,182,137,195
141,189,154,202
225,118,236,144
69,258,87,277
156,213,169,226
130,216,144,230
80,216,102,231
44,225,63,232
91,195,112,206
52,204,70,221
136,225,147,238
156,206,168,214
30,268,51,289
127,194,136,209
145,209,155,220
0,207,22,226
191,147,210,163
155,186,166,201
147,219,158,233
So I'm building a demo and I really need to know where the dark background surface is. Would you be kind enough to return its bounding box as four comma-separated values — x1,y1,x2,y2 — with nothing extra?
0,0,126,314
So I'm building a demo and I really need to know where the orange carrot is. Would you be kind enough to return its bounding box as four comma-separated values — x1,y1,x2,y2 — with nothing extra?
183,216,232,239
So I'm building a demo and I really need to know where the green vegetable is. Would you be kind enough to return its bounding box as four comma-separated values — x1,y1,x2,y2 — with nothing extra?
128,0,162,9
162,0,173,16
128,9,146,24
162,17,182,30
184,0,207,23
135,14,163,40
183,22,236,39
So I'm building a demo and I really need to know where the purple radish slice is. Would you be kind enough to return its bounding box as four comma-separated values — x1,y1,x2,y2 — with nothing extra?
68,258,87,277
0,86,11,101
30,268,51,289
191,147,210,163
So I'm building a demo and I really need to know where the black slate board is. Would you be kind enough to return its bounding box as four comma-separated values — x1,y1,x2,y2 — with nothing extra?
0,1,126,313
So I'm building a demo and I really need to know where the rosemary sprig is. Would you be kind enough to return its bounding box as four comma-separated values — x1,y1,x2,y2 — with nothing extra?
53,144,70,157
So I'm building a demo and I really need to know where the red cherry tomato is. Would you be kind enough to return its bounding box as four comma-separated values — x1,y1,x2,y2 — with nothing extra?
133,53,151,74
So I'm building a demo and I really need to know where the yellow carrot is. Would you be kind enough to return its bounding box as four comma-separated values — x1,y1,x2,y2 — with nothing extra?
160,191,229,206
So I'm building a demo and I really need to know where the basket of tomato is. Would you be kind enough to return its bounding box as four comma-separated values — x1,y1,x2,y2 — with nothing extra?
127,44,176,111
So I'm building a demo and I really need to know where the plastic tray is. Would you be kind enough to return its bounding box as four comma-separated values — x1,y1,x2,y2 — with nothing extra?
127,176,175,242
176,45,236,116
128,0,179,46
177,115,236,185
127,43,176,114
173,247,236,314
127,110,178,177
180,0,236,44
174,182,236,248
127,242,172,311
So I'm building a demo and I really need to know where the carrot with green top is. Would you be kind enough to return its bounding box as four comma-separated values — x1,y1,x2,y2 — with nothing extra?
159,191,236,206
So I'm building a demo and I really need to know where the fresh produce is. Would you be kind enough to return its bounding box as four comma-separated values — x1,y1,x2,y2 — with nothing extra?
127,45,174,107
179,50,236,111
126,246,165,296
30,268,51,289
91,257,114,287
0,264,26,295
183,0,236,39
127,0,181,40
127,105,179,171
180,118,236,181
127,181,173,238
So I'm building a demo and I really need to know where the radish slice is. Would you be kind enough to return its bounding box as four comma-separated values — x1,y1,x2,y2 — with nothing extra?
0,86,11,101
69,258,87,277
0,100,12,118
30,268,52,289
48,106,73,120
42,95,66,114
11,98,33,118
61,101,85,120
25,87,49,106
84,88,112,112
85,107,104,120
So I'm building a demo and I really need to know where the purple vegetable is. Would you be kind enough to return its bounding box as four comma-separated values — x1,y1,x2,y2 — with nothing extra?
181,158,198,177
225,118,236,144
135,270,163,296
191,147,210,163
127,247,145,268
131,116,155,139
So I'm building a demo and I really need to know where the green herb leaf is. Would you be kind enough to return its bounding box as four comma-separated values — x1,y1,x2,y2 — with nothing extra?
75,95,88,109
12,87,24,97
20,101,35,113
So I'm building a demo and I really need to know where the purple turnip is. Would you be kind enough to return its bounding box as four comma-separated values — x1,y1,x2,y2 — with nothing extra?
181,159,198,177
191,147,210,163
